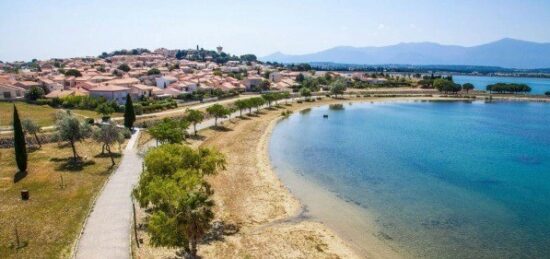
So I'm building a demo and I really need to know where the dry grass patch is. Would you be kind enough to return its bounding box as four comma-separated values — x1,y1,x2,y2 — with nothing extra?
0,140,123,258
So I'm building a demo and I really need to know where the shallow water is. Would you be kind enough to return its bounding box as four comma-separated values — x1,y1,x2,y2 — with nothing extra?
269,101,550,258
454,75,550,95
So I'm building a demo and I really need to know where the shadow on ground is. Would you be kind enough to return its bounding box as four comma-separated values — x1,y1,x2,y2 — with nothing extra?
51,157,96,171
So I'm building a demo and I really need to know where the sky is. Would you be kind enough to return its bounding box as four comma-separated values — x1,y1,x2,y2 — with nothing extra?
1,0,550,62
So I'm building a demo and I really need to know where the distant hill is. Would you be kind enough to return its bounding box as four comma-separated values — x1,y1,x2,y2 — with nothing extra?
262,38,550,69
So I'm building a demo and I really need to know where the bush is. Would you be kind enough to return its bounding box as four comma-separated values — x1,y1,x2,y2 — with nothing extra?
86,118,95,124
122,128,132,139
35,98,52,106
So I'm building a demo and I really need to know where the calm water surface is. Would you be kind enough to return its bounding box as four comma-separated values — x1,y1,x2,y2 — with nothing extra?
454,75,550,95
270,101,550,258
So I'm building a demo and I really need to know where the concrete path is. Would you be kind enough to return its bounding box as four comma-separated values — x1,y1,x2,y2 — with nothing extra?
75,129,142,259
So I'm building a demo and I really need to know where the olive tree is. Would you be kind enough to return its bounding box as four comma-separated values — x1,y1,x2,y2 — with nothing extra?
22,119,42,148
93,122,125,166
55,111,92,160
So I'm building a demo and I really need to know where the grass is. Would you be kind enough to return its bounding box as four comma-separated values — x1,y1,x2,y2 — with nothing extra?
0,140,123,258
0,102,122,127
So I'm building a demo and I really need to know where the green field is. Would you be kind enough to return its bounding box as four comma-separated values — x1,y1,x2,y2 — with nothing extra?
0,102,122,127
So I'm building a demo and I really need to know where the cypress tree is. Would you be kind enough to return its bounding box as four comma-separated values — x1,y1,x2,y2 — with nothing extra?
124,93,136,129
13,105,27,172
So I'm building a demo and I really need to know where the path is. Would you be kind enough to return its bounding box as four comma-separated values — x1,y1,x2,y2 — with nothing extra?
75,129,142,259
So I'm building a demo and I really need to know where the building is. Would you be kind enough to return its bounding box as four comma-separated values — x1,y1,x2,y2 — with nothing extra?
0,84,25,100
155,75,177,89
243,76,263,91
88,85,130,104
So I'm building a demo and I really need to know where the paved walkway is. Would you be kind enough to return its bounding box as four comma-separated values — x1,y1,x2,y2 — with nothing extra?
75,129,142,259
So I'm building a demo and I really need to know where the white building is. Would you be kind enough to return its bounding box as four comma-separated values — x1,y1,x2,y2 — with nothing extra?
155,76,177,89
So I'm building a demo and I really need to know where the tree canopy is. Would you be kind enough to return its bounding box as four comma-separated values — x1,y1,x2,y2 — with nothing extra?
329,79,347,97
486,83,531,94
133,144,225,258
206,104,231,127
185,109,205,136
63,69,82,77
433,78,461,93
117,63,131,72
55,111,92,160
148,118,189,144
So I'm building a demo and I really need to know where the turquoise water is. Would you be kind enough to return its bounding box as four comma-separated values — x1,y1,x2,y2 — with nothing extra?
269,101,550,258
454,75,550,95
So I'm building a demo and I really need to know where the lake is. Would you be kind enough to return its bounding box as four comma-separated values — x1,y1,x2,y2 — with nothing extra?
454,75,550,95
269,101,550,258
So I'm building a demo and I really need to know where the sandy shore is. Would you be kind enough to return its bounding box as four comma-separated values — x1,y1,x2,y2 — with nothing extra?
134,96,486,258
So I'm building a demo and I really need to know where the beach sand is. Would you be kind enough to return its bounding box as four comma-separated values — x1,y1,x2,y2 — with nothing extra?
134,96,465,258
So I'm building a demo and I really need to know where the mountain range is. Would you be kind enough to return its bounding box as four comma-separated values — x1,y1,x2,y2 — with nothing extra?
261,38,550,69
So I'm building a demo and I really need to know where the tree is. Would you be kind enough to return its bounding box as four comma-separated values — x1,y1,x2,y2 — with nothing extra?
22,119,41,148
185,109,204,136
55,111,92,160
295,73,305,83
261,93,277,107
93,122,125,166
300,87,312,100
545,91,550,96
148,118,189,144
117,63,131,72
96,103,115,120
25,86,45,101
147,68,161,75
13,106,27,173
133,144,226,258
64,69,82,77
329,79,347,98
249,97,266,113
462,83,474,93
206,104,230,127
234,99,248,117
433,79,460,93
124,94,136,129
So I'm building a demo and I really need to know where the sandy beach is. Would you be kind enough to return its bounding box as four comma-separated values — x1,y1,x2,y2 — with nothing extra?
133,96,504,258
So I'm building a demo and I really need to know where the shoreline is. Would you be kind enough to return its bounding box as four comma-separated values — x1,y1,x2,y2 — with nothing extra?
135,96,549,258
258,106,405,258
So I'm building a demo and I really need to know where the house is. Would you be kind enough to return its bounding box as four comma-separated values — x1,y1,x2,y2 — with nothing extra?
130,84,155,99
0,84,25,100
104,77,140,88
88,85,130,104
269,72,282,82
243,76,263,91
45,88,89,99
155,76,177,89
14,81,41,90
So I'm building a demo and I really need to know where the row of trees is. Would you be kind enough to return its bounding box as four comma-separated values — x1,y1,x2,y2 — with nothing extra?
432,79,475,93
486,83,531,94
234,97,266,116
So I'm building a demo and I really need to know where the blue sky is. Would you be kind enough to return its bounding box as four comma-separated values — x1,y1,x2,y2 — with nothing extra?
1,0,549,61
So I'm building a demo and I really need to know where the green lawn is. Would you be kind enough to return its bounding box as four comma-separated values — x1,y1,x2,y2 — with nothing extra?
0,140,123,258
0,102,122,127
